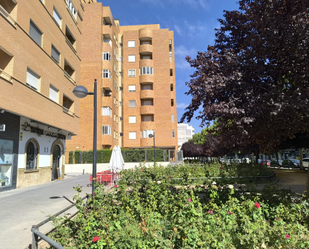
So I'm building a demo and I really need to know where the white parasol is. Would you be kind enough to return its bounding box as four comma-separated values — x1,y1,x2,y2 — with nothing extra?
109,146,125,173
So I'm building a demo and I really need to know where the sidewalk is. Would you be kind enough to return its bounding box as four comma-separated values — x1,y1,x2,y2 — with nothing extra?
0,174,90,249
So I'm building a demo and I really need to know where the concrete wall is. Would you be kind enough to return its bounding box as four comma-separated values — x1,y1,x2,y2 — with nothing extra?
65,161,171,174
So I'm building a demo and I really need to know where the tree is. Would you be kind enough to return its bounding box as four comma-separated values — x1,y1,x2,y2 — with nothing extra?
181,141,203,158
181,0,309,153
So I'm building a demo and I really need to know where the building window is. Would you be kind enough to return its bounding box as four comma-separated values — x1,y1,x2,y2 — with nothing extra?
128,69,136,77
102,69,111,78
170,69,173,76
65,26,76,47
26,139,39,170
29,20,42,46
129,116,136,123
141,99,153,106
169,52,172,61
141,55,152,60
171,99,174,107
66,0,77,20
172,130,175,137
63,95,74,113
129,100,136,108
49,85,59,103
51,45,60,64
102,106,112,116
128,85,136,92
141,83,153,90
171,114,174,122
141,115,154,122
102,52,111,61
129,132,136,140
128,55,135,62
170,84,173,91
26,68,40,91
141,130,154,138
102,125,112,135
53,7,62,27
128,40,135,47
140,67,153,75
64,59,75,79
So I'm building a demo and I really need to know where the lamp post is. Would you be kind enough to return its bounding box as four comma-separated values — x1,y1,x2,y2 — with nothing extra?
148,133,155,163
73,79,97,195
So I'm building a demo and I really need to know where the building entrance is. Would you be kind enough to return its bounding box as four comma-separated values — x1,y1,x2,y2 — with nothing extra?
52,145,61,181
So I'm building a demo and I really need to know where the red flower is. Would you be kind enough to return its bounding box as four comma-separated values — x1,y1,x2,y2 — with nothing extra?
114,185,118,188
285,235,290,239
93,237,100,242
254,203,261,209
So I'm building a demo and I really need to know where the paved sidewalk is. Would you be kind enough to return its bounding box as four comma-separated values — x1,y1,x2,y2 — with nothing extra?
0,174,90,249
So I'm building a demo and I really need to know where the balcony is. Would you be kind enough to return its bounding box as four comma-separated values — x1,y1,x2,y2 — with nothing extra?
140,90,154,99
141,121,155,130
102,135,113,146
139,59,153,68
139,44,153,54
139,28,153,39
0,0,17,27
139,74,154,83
140,106,154,114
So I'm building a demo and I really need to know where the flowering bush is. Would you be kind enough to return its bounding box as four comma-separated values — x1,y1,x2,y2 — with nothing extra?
49,174,309,248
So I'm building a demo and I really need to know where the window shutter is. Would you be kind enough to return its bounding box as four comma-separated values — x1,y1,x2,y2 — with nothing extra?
26,68,40,90
29,21,42,46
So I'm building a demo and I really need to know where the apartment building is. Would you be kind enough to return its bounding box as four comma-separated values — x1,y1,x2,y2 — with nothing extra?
66,2,178,152
0,0,82,191
178,123,195,150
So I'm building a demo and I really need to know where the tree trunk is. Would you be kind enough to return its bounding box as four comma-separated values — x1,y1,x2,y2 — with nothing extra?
300,148,304,170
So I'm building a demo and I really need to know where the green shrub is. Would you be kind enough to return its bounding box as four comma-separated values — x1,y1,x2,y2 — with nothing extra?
68,151,73,164
50,169,309,248
74,151,81,164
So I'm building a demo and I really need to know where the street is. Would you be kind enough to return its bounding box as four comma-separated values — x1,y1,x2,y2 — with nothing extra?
272,168,308,194
0,174,90,249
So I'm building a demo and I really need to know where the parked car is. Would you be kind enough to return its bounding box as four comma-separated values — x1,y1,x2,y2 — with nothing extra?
302,158,309,169
271,160,283,167
282,159,300,168
259,160,271,167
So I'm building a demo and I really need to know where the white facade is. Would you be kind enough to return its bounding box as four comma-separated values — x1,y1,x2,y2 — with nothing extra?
177,123,195,150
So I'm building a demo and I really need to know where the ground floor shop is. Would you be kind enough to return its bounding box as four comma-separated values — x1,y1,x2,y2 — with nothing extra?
0,112,68,192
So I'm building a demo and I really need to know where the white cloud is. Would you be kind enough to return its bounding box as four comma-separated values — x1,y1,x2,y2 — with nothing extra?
175,45,196,69
174,24,182,35
177,103,189,109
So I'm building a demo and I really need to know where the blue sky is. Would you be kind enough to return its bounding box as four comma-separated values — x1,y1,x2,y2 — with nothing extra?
97,0,239,134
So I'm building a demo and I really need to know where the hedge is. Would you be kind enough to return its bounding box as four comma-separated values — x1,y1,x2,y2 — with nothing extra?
69,149,170,164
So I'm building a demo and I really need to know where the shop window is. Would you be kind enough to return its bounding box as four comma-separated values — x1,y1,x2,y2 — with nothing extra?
26,139,39,170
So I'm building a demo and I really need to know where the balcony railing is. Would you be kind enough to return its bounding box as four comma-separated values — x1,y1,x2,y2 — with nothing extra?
63,106,74,116
0,5,16,26
0,69,12,82
64,71,76,85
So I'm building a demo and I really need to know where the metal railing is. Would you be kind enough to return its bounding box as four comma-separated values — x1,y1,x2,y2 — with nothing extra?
31,195,87,249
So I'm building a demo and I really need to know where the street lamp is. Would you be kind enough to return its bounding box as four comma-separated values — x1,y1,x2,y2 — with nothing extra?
73,79,97,195
148,133,155,163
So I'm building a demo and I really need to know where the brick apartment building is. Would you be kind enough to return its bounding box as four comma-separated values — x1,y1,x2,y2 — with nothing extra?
66,1,178,152
0,0,83,191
